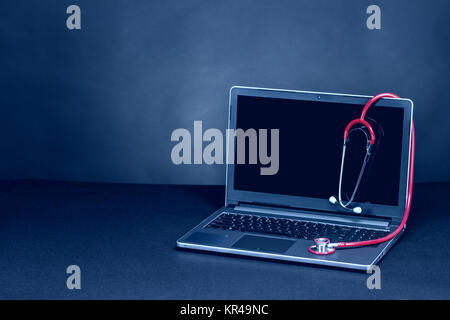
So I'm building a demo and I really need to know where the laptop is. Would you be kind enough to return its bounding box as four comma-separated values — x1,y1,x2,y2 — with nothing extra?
177,86,413,271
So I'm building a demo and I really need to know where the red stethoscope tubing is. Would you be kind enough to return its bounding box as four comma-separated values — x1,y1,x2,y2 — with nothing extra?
337,93,415,249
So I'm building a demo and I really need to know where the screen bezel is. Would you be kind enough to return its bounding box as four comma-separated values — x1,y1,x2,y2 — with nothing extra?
226,86,413,220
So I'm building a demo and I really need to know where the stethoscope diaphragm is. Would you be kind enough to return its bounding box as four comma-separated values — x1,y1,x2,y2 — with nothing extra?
308,238,336,255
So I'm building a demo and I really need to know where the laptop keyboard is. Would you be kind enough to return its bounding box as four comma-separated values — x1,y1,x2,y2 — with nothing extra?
206,212,389,243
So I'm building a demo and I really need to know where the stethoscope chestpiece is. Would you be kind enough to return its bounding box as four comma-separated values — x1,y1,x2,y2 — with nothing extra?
308,238,336,255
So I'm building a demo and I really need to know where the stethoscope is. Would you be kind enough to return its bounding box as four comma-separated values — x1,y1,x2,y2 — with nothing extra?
309,93,415,255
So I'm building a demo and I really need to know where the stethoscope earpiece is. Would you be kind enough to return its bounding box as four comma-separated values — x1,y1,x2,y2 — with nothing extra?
329,195,363,214
353,207,362,214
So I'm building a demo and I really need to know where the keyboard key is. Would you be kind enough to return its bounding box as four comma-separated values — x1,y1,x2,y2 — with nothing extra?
206,213,389,243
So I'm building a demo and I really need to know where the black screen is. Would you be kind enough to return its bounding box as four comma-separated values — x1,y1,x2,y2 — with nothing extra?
233,95,404,206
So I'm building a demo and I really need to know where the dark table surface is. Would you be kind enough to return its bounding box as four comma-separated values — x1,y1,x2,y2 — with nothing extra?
0,180,449,299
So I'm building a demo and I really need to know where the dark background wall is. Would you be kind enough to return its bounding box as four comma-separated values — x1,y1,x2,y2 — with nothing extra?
0,0,449,185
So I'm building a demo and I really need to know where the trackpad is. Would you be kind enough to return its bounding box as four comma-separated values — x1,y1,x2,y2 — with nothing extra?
232,235,295,254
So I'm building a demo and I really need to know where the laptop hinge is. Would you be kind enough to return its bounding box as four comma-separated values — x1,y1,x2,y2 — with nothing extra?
234,203,393,229
226,199,238,207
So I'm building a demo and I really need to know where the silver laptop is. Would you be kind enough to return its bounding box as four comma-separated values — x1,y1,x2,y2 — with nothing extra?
177,86,413,271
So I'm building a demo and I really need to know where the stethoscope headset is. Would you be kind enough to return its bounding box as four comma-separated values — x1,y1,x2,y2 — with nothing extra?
309,93,415,255
330,117,384,214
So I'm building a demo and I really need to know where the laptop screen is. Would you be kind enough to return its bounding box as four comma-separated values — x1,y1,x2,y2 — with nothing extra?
233,94,405,206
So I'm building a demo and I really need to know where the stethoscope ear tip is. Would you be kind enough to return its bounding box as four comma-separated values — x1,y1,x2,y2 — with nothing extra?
329,195,363,214
353,207,362,214
329,196,337,204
